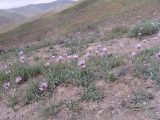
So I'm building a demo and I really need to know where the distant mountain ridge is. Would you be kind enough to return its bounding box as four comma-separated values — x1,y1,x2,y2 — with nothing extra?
5,0,76,17
0,9,26,26
0,0,77,32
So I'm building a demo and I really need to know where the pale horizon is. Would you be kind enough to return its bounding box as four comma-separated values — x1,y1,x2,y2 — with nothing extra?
0,0,78,9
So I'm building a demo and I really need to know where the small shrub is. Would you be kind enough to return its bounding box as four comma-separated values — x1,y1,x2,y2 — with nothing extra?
129,21,159,37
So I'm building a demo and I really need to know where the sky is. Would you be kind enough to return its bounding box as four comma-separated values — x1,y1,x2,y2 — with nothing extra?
0,0,78,9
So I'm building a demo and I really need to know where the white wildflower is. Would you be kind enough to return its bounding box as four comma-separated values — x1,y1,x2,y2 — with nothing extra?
15,76,22,84
39,82,48,92
3,82,10,90
135,43,142,50
77,60,86,68
44,62,50,68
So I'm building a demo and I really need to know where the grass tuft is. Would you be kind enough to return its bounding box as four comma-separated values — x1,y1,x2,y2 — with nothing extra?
66,100,81,112
24,80,41,104
81,85,103,101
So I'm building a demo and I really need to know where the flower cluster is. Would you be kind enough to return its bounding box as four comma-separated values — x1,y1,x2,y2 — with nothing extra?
131,51,138,57
83,45,108,59
15,76,22,84
3,82,10,90
155,51,160,58
5,70,11,75
134,43,142,50
44,62,50,68
38,82,48,92
77,59,86,68
0,64,8,71
1,44,108,91
55,54,79,63
131,43,142,57
95,45,107,56
67,54,79,61
18,50,25,63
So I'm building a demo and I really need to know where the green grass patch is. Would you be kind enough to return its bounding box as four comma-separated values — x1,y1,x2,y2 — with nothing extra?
0,72,10,85
129,21,160,37
44,62,94,90
87,55,123,80
10,64,43,82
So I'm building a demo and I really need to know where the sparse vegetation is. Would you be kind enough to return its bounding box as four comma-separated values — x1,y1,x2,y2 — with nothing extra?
132,63,150,79
107,26,128,40
131,91,154,106
64,32,99,53
42,102,63,119
132,47,160,83
133,48,160,62
125,91,158,119
1,0,160,119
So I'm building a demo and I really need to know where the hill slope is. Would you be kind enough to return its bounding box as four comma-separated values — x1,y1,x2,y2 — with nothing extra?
6,0,76,17
0,0,160,48
1,1,160,120
0,9,26,26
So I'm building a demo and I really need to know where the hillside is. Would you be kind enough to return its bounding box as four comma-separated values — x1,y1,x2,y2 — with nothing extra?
0,0,160,49
0,9,26,26
6,0,76,17
1,0,160,120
